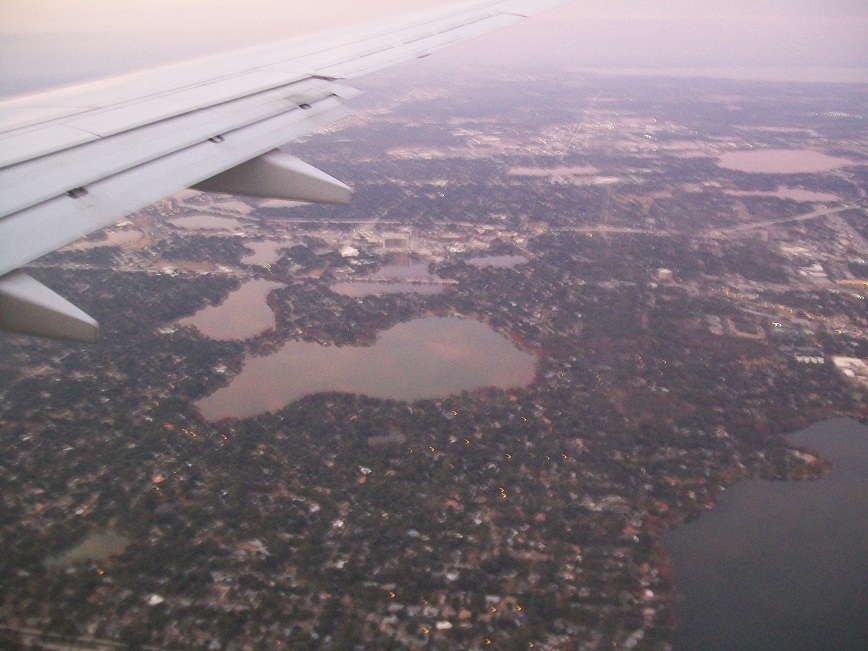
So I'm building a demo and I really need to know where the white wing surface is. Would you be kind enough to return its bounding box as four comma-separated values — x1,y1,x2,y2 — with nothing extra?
0,0,571,342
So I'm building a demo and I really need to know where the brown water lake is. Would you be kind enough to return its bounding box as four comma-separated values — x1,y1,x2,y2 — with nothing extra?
196,316,536,421
67,229,143,250
169,215,244,231
241,240,291,266
717,149,856,174
331,262,449,297
466,255,529,268
371,263,440,280
44,530,129,569
178,279,285,340
330,282,444,297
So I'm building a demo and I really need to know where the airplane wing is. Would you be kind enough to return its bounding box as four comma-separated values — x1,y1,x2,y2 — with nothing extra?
0,0,571,342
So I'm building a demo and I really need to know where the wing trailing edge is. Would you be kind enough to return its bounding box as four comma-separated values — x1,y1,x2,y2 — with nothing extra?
0,271,99,343
0,0,574,341
194,150,352,205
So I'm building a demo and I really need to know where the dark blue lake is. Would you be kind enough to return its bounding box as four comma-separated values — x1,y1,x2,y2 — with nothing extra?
662,418,868,651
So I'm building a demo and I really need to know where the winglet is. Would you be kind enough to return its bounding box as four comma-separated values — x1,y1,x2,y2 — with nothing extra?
193,150,353,205
0,271,99,343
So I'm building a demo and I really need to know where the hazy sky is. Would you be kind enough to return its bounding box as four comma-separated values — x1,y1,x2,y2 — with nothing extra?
1,0,866,95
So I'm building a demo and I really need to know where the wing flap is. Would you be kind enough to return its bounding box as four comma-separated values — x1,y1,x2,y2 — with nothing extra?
0,0,574,341
157,71,306,113
0,106,92,132
0,124,99,169
0,97,352,276
63,97,204,138
0,75,316,169
0,271,99,343
194,150,352,204
0,80,361,217
0,1,568,165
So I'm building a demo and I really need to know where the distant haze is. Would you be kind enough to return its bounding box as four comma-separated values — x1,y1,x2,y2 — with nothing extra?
1,0,866,95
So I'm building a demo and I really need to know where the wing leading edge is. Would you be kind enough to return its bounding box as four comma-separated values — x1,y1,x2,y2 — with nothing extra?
0,0,572,342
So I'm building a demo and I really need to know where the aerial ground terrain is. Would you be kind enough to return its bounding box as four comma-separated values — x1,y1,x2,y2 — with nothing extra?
1,71,866,650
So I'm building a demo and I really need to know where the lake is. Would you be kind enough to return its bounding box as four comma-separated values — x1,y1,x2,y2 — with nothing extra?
372,262,440,280
330,282,444,297
465,255,529,269
717,149,856,174
44,530,129,569
662,418,868,651
196,316,536,421
66,229,144,250
178,279,285,340
331,261,450,297
169,215,244,231
242,240,291,266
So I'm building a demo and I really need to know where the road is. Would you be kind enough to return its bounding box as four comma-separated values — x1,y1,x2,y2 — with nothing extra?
707,203,856,236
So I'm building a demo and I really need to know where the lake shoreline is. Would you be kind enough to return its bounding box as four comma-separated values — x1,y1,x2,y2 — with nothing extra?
661,417,868,651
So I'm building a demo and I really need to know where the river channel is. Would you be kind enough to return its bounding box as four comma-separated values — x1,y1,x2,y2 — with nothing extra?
196,316,536,421
662,418,868,651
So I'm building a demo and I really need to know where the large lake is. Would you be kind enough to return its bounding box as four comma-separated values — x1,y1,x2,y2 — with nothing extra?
663,418,868,651
196,316,536,421
66,229,143,250
44,530,129,569
331,262,449,297
169,215,244,231
717,149,856,174
331,282,443,297
242,240,291,266
178,279,285,340
466,255,529,269
371,262,440,280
